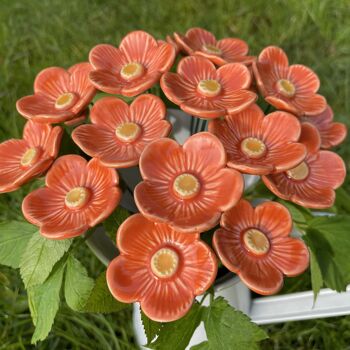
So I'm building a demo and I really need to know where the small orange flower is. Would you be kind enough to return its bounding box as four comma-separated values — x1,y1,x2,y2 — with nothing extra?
263,123,346,209
174,27,255,66
165,35,181,55
89,31,175,97
253,46,327,116
0,121,62,193
107,213,217,322
16,63,96,124
134,132,244,233
22,155,121,239
301,105,347,149
72,95,171,168
213,199,309,295
161,56,256,119
208,104,306,175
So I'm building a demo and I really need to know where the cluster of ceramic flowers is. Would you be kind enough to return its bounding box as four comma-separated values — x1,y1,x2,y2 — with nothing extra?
1,28,347,322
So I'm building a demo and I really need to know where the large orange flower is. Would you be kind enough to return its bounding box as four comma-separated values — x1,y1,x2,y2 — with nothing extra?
174,27,255,66
253,46,327,116
89,31,175,97
107,214,217,322
22,155,121,239
263,123,346,209
160,56,256,119
0,121,62,193
301,105,347,149
16,63,96,123
72,95,171,168
213,199,309,295
208,104,306,175
134,132,244,233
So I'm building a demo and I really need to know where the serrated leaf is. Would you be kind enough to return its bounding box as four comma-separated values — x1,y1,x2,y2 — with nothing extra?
203,297,267,350
141,310,162,345
190,341,210,350
64,255,94,311
83,272,128,313
103,207,130,240
28,257,66,344
304,215,350,291
147,302,202,350
20,234,72,288
0,221,37,268
310,250,323,301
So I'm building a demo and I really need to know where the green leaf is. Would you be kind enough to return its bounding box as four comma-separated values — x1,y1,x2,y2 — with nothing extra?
28,257,66,344
103,206,130,240
64,255,94,311
310,250,323,301
335,188,350,214
83,272,128,313
20,233,72,288
0,221,37,268
203,297,268,350
304,215,350,291
277,200,312,224
148,302,203,350
190,341,210,350
141,310,162,345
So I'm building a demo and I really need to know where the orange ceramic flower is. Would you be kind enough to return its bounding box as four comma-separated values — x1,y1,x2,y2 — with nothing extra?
22,155,121,239
208,104,306,175
0,121,62,193
253,46,327,116
72,95,171,168
134,132,244,233
213,199,309,295
174,28,255,66
89,31,175,97
263,123,346,209
107,214,217,322
161,56,256,119
16,63,96,123
301,105,347,149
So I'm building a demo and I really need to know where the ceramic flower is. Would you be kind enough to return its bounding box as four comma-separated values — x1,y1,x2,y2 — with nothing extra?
89,31,175,97
174,27,255,66
16,63,96,123
0,121,62,193
134,132,244,233
208,104,306,175
107,214,217,322
161,56,256,119
22,155,121,239
165,35,181,55
263,123,346,208
253,46,327,116
213,199,309,295
72,95,171,168
301,105,347,149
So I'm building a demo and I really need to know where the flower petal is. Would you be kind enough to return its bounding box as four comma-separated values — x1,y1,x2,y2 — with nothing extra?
130,94,166,124
177,56,216,84
265,95,298,115
319,122,347,149
290,93,327,116
217,62,251,90
258,46,289,68
89,44,127,71
288,64,320,93
185,27,216,51
147,42,176,73
299,122,321,154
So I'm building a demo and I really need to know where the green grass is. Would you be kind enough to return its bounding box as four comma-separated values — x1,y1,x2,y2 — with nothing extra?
0,0,349,349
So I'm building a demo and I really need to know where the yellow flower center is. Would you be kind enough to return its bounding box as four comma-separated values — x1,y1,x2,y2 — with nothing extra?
20,147,40,167
202,44,222,55
120,62,144,81
65,187,90,209
115,122,141,142
276,79,296,97
55,92,77,110
197,79,221,97
243,229,270,255
151,248,179,278
241,137,267,159
286,161,309,181
173,173,201,199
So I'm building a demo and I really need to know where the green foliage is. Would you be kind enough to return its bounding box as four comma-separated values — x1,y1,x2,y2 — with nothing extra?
103,206,130,240
84,272,129,313
0,221,37,268
64,255,94,311
141,311,162,345
304,216,350,292
202,297,268,350
310,250,323,300
19,234,72,288
28,258,66,344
